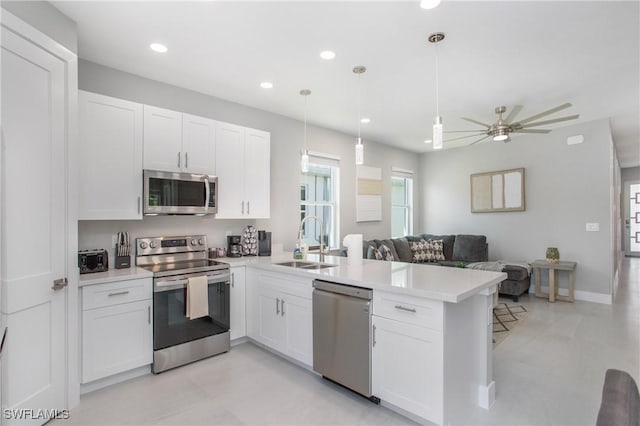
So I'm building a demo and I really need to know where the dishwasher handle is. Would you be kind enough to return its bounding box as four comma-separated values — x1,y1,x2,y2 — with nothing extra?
312,280,372,300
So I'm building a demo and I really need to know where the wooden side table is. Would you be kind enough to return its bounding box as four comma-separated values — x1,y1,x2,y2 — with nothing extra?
531,259,577,302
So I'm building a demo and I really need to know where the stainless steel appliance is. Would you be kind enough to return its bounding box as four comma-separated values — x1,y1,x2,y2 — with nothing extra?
312,280,379,403
143,169,217,216
136,235,230,373
258,230,271,256
227,235,242,258
78,249,109,274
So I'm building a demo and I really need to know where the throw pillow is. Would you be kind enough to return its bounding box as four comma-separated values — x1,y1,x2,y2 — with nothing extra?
367,245,384,260
410,239,430,263
378,244,395,261
427,239,446,262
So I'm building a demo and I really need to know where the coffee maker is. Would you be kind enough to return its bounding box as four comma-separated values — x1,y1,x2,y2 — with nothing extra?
227,235,243,258
258,231,271,256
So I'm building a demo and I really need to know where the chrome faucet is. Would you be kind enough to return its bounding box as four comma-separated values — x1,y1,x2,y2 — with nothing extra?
298,215,326,262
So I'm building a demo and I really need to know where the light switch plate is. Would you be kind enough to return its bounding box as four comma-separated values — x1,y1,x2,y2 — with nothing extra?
586,223,600,232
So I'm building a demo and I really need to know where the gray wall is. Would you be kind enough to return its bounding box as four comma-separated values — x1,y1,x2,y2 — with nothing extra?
78,60,420,253
1,1,77,53
419,119,613,296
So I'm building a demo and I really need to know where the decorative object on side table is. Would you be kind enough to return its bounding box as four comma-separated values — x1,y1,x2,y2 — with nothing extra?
242,225,258,256
546,247,560,263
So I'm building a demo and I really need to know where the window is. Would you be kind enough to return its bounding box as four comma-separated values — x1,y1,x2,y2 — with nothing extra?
300,154,340,249
391,168,413,238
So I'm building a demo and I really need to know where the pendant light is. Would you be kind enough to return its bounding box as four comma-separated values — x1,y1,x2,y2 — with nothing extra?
300,89,311,173
353,66,366,165
429,32,445,150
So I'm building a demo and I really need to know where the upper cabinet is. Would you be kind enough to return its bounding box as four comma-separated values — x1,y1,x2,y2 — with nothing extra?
79,91,143,220
216,123,270,218
143,106,215,175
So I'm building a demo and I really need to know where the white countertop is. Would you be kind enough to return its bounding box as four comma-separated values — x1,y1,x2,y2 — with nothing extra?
78,267,153,287
224,254,506,303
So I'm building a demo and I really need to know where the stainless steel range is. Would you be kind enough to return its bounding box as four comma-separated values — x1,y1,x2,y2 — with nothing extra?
136,235,230,373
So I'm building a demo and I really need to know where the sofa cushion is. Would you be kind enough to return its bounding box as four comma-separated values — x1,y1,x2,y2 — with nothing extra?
410,240,431,263
422,234,456,260
391,238,413,262
429,239,446,262
379,244,395,261
596,369,640,426
378,239,400,261
367,245,383,260
503,265,530,281
452,234,488,262
362,240,376,258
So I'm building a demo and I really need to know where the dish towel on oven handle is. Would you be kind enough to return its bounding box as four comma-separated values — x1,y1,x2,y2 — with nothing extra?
186,276,209,320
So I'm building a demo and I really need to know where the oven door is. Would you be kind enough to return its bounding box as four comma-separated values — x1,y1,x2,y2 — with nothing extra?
153,271,230,351
144,169,217,215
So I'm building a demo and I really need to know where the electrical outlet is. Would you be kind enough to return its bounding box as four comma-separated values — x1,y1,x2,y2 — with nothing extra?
111,234,118,247
586,223,600,232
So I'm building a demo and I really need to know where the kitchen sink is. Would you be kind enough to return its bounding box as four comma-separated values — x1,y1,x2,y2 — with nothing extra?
274,261,337,270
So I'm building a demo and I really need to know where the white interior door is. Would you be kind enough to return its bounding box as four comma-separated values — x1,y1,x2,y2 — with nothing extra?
1,23,67,422
625,180,640,257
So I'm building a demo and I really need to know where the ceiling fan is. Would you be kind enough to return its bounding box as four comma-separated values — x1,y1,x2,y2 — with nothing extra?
444,103,580,145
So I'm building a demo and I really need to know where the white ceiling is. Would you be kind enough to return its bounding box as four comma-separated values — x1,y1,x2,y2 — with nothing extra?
53,0,640,167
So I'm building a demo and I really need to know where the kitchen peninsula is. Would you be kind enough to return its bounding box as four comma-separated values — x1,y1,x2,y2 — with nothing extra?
226,254,507,425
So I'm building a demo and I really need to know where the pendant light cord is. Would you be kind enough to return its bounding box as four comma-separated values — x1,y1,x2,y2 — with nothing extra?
435,41,440,117
357,72,362,141
303,94,308,149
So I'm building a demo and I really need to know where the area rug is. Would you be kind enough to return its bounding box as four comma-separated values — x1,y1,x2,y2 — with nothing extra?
493,303,528,347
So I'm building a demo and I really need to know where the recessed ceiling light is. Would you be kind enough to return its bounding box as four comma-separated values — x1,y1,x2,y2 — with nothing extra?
360,117,371,124
420,0,442,10
320,50,336,60
424,139,432,144
149,43,168,53
260,81,273,89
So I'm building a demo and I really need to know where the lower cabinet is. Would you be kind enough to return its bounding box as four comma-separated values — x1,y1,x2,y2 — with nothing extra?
81,278,153,384
246,269,313,366
372,315,444,425
230,266,246,340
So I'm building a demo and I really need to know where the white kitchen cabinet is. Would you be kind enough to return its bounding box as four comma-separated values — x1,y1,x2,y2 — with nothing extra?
143,106,216,174
81,278,153,384
246,269,312,365
215,122,270,218
372,315,443,425
78,91,143,220
230,266,246,340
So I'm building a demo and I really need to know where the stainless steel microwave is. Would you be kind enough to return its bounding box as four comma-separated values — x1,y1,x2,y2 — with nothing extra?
143,170,217,215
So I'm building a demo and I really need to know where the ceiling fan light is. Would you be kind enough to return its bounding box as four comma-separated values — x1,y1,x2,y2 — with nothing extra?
493,134,509,142
420,0,442,9
432,116,443,150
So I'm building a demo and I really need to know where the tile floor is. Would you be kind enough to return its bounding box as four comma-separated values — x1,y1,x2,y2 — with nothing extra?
57,258,639,426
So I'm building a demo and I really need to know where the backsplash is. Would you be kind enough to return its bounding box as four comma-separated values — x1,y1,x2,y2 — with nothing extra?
78,216,255,260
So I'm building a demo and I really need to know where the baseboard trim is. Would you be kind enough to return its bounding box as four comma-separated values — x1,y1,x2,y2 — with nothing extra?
80,365,151,395
478,381,496,409
532,286,611,305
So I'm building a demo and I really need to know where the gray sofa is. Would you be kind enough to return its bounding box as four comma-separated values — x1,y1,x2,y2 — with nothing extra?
335,233,530,302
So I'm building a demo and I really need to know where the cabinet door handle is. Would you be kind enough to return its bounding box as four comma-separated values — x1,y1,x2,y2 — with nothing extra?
148,306,151,324
241,201,245,215
394,305,417,313
231,272,235,288
276,298,280,315
177,152,181,168
108,291,130,297
247,201,250,215
281,299,285,316
185,152,189,169
372,324,377,347
138,196,141,214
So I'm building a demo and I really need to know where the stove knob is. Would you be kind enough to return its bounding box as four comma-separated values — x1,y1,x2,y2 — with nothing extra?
198,238,204,245
149,241,157,249
191,239,197,246
139,242,148,249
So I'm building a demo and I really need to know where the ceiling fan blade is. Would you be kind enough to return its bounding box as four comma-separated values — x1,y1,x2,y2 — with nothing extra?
470,135,492,145
513,129,551,134
444,130,486,133
517,102,573,125
461,117,492,128
504,105,523,124
444,133,487,142
520,114,580,128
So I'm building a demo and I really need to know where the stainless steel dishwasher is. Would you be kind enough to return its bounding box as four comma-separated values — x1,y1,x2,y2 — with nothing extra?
312,279,379,403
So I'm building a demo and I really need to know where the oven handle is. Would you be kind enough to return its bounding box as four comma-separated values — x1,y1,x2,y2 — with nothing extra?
154,272,230,292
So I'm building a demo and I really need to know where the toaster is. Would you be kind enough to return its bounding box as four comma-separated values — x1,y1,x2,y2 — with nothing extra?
78,249,109,274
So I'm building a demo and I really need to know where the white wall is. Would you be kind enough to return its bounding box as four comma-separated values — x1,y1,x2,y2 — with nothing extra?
78,60,420,252
419,119,614,298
